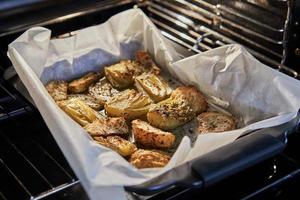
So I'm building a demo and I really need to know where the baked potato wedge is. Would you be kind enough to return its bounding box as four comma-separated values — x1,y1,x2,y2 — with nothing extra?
147,86,207,130
197,112,237,134
94,136,137,157
46,80,68,101
104,60,145,89
135,73,172,102
68,94,102,110
132,119,175,148
57,99,101,126
84,117,129,137
68,72,99,93
104,89,153,121
88,78,119,105
129,149,170,168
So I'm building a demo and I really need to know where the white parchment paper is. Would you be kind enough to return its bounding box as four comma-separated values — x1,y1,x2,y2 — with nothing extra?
8,8,300,200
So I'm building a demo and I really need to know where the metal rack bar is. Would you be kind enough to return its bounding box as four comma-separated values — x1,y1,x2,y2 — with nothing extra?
0,159,32,197
216,4,284,32
146,0,299,78
148,4,216,47
173,0,283,44
243,0,285,14
219,25,282,58
161,31,201,53
0,191,8,200
1,134,54,189
0,84,16,100
0,113,79,199
32,141,75,181
150,0,284,60
32,180,80,200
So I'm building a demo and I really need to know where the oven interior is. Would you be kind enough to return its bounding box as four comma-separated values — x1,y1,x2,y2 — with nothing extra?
0,0,300,200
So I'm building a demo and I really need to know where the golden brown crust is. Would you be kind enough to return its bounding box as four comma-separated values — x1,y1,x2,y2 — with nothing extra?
46,80,68,101
135,73,172,102
104,60,145,89
132,119,175,148
94,136,137,157
129,149,170,168
57,99,100,126
170,86,208,114
147,86,207,130
88,78,119,104
68,94,102,110
93,136,110,147
84,117,129,137
197,112,237,134
68,72,99,93
135,51,160,75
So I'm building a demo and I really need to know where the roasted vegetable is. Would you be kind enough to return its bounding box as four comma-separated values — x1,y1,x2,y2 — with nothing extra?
104,60,145,89
104,89,152,121
129,149,170,168
197,112,237,134
147,86,207,130
84,117,129,137
68,94,102,110
57,99,101,126
132,119,175,148
135,50,160,75
135,73,172,102
94,136,137,157
68,72,99,93
46,80,68,101
88,78,119,105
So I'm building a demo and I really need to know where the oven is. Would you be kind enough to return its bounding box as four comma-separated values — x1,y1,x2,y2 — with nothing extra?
0,0,300,199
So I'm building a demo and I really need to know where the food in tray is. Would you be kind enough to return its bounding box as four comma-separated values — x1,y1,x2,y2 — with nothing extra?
68,72,99,93
135,50,160,75
45,50,237,169
94,136,137,157
104,60,146,89
88,77,119,105
84,117,129,137
132,119,175,148
68,94,102,110
197,112,237,133
104,89,153,121
147,86,208,130
105,51,161,89
135,73,172,102
129,149,171,168
57,98,101,126
46,80,68,101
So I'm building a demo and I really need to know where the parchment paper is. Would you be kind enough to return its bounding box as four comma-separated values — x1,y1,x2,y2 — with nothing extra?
8,8,300,200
